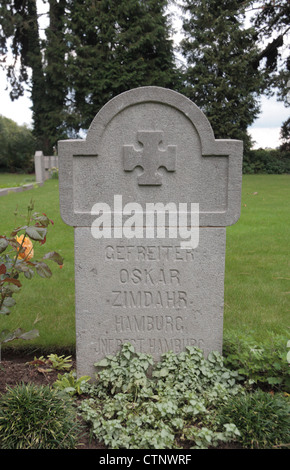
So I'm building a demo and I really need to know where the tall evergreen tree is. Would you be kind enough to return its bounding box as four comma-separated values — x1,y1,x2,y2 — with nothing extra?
248,0,290,102
0,0,67,153
179,0,264,148
0,0,180,147
65,0,181,133
0,0,48,150
248,0,290,147
43,0,67,150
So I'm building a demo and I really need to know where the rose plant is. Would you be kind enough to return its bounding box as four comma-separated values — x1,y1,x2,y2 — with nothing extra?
0,199,64,359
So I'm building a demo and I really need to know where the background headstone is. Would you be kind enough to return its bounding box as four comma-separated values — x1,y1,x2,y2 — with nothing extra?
34,150,45,183
58,87,243,378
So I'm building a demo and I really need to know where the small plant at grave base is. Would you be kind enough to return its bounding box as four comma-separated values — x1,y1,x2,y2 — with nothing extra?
222,332,290,392
0,382,81,449
0,200,64,359
53,371,91,396
28,354,73,372
48,167,59,180
217,389,290,449
78,343,242,449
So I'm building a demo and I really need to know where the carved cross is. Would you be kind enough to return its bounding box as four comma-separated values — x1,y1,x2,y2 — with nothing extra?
123,131,176,185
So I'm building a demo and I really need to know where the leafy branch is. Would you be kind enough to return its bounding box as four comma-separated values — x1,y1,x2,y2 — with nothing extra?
0,200,64,358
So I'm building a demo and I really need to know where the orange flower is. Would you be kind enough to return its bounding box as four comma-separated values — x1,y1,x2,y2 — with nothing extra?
16,234,34,261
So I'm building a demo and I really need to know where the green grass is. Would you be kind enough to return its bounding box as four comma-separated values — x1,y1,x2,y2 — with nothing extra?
224,174,290,341
0,179,75,352
0,174,289,354
0,173,36,188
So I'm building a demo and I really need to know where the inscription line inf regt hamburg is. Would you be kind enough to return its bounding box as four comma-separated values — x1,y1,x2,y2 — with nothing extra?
90,195,200,249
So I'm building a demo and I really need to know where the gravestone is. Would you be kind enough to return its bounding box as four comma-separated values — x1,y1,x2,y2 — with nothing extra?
58,87,243,378
34,151,45,183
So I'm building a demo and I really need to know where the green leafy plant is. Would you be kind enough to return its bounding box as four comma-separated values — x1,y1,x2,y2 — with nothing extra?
0,200,64,359
223,332,290,392
0,382,81,449
53,371,91,396
217,389,290,449
48,167,59,180
78,343,242,449
28,354,73,372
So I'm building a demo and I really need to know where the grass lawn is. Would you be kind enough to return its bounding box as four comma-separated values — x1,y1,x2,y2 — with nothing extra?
0,173,36,188
0,178,75,353
224,174,289,342
0,174,289,354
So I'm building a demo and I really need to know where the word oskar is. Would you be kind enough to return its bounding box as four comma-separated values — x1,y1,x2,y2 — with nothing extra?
58,87,243,378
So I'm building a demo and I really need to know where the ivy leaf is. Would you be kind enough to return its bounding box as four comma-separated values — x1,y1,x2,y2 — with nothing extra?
95,358,109,367
159,367,169,377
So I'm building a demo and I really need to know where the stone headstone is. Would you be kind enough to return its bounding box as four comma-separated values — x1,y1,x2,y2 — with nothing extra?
58,87,243,378
34,150,45,183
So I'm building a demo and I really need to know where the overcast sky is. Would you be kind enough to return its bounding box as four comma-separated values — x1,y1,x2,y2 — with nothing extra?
0,2,289,149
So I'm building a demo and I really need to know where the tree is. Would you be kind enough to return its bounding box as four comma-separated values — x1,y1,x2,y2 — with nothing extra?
247,0,290,102
179,0,265,149
0,0,67,153
0,115,35,172
42,0,67,150
279,117,290,151
65,0,181,133
246,1,290,151
0,0,47,150
0,0,180,148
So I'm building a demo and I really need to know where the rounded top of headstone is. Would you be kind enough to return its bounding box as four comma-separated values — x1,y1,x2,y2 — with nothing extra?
58,86,243,228
86,86,216,155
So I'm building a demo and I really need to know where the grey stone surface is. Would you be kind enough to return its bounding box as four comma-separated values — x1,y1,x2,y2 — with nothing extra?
34,151,45,183
58,86,243,378
74,228,226,378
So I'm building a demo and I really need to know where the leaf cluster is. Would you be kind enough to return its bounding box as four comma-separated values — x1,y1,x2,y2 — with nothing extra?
0,201,64,355
0,116,36,172
223,332,290,392
53,371,91,396
28,354,73,372
79,343,242,449
0,201,64,315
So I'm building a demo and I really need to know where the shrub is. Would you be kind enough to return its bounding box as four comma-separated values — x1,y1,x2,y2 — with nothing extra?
218,389,290,449
223,332,290,392
0,116,35,173
243,148,290,174
0,383,81,449
0,202,64,360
